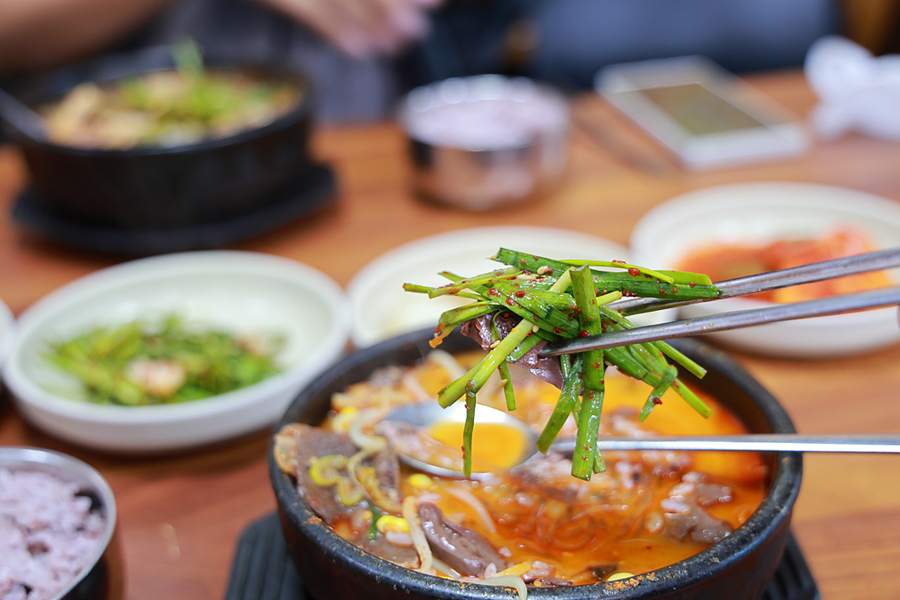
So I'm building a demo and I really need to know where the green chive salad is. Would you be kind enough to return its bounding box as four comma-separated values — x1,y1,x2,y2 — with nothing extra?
403,248,721,480
44,316,284,406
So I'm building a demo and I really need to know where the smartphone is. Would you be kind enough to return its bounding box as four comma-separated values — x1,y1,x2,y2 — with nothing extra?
595,56,809,170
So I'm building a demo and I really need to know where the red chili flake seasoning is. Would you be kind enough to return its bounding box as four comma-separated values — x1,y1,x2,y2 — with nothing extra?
623,290,637,297
502,312,511,318
553,327,563,334
487,287,500,297
652,397,663,405
593,362,602,369
579,330,590,338
586,391,595,399
506,297,516,307
689,282,696,288
659,289,667,295
514,291,527,298
672,286,679,293
628,268,640,277
519,259,528,266
612,259,626,264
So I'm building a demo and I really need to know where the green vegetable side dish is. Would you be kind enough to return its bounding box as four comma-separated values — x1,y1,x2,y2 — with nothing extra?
403,248,721,480
44,316,284,406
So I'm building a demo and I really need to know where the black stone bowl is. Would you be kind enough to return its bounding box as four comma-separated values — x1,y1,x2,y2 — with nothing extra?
269,329,802,600
0,45,314,230
0,446,124,600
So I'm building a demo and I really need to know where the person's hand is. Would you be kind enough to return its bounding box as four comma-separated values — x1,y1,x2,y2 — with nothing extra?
259,0,441,58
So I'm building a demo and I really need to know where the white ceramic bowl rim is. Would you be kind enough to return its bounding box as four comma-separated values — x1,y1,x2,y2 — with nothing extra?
0,297,14,368
629,181,900,357
3,250,351,425
635,182,900,324
347,226,632,347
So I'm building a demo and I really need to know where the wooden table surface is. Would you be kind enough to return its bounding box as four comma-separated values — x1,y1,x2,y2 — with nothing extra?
2,70,900,600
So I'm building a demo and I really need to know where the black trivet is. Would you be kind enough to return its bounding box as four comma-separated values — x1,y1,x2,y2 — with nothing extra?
11,163,336,255
225,513,819,600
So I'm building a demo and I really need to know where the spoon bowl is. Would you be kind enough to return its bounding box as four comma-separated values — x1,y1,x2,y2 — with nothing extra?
380,401,538,479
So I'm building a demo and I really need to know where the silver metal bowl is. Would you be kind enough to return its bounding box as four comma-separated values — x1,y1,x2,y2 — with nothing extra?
0,447,123,600
399,75,570,211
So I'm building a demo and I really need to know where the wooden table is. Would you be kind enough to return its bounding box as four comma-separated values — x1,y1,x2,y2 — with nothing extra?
2,70,900,600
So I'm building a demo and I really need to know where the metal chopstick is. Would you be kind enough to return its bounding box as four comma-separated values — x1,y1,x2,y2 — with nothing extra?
612,247,900,316
548,434,900,454
541,286,900,356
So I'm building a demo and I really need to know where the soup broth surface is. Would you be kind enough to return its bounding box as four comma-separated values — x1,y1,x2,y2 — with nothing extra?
275,350,768,586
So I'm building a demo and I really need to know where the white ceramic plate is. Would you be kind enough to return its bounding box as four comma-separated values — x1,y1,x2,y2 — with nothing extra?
347,226,632,347
0,297,13,369
2,251,351,452
630,182,900,357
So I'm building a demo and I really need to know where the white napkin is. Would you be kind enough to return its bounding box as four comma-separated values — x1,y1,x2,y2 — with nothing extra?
805,35,900,140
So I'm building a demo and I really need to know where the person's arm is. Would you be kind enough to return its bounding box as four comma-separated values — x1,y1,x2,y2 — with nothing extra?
0,0,177,74
257,0,440,58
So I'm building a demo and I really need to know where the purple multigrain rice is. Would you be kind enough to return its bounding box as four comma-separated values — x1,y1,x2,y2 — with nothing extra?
0,468,106,600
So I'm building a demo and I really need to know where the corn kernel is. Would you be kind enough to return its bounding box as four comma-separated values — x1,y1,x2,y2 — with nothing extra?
607,572,635,582
376,515,409,534
407,474,434,490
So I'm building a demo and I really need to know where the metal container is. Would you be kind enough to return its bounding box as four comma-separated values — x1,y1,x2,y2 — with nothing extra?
399,76,570,211
0,447,124,600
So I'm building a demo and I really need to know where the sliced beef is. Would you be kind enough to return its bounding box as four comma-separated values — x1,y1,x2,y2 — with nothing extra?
509,451,584,503
363,533,420,568
417,502,506,576
461,314,563,388
663,507,733,544
694,482,734,506
275,424,359,522
661,474,734,544
375,420,465,472
275,423,406,520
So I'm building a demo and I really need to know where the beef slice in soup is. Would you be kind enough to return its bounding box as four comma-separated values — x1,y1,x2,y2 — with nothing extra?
659,473,734,544
417,502,507,576
274,423,419,566
274,423,360,522
461,314,563,388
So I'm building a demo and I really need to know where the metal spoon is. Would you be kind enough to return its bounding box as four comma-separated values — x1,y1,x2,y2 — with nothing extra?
380,402,538,479
382,403,900,479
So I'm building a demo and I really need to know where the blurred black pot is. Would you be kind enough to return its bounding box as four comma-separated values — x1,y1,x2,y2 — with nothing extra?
269,329,803,600
0,45,315,230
